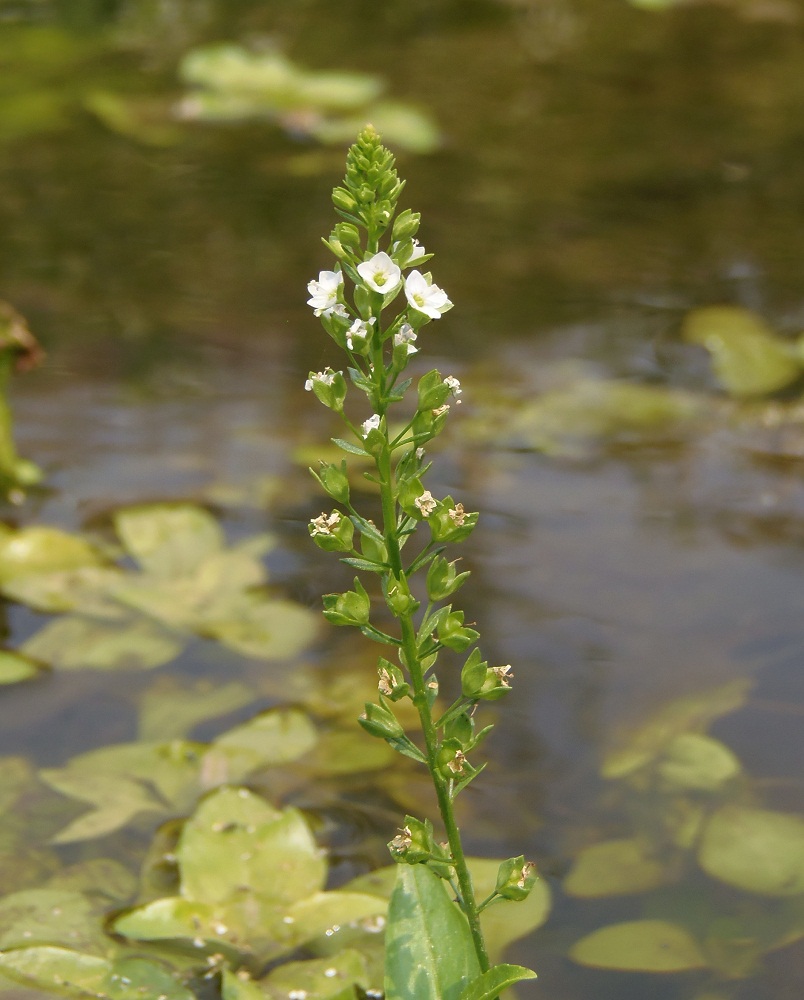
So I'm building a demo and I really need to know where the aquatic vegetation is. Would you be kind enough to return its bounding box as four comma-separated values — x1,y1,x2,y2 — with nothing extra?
302,126,540,997
0,503,317,673
0,301,44,497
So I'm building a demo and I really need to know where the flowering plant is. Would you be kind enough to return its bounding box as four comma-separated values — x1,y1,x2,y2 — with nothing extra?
306,126,537,999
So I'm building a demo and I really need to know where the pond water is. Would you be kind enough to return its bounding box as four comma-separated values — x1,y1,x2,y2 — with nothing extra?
2,1,804,998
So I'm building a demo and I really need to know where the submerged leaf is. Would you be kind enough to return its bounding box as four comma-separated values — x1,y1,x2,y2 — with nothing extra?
682,306,801,398
698,806,804,896
564,838,668,898
22,615,183,671
138,678,255,740
569,919,708,972
657,733,741,791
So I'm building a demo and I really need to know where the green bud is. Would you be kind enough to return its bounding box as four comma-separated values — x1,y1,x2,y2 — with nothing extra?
460,648,489,699
316,461,350,504
388,815,434,864
494,856,538,901
398,476,427,519
322,577,371,627
334,222,361,249
438,610,480,652
308,509,354,552
428,497,479,544
385,574,419,617
359,697,405,740
417,370,451,410
306,369,347,412
332,186,359,214
392,209,421,243
427,556,470,601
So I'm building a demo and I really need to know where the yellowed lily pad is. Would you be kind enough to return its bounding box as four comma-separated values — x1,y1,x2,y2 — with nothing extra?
698,806,804,896
569,919,708,972
564,838,668,898
682,306,801,398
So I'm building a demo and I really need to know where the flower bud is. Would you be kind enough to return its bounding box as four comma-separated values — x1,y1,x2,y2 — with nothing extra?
436,739,469,780
359,698,405,740
388,815,434,864
495,856,538,901
427,556,470,601
428,498,479,544
385,574,419,617
322,578,370,627
378,658,409,701
316,461,350,504
438,610,480,652
417,370,451,410
460,648,488,699
332,186,359,214
305,369,346,412
308,509,354,552
334,222,361,249
391,209,421,243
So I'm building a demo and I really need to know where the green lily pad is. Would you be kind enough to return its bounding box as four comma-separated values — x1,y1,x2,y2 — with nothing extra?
0,527,104,585
602,679,752,779
657,733,741,792
0,649,42,684
698,806,804,896
258,949,367,999
21,614,183,671
569,919,708,972
138,678,256,740
206,707,319,775
682,306,802,397
564,838,668,898
114,503,224,578
178,788,326,907
0,946,194,999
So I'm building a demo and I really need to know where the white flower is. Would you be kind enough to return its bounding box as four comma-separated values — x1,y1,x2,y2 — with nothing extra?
362,413,381,436
392,239,427,266
307,270,343,316
310,511,341,536
448,503,467,526
346,317,373,351
356,252,402,294
414,490,438,517
404,270,452,319
304,369,340,391
393,323,418,355
444,375,461,396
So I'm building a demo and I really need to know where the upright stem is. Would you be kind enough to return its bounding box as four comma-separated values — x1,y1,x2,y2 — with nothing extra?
376,441,491,974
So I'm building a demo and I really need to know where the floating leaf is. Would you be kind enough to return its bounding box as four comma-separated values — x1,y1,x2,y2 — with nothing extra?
114,503,224,578
682,306,801,398
657,733,741,792
279,892,387,951
112,896,222,945
45,859,137,904
0,889,102,952
206,707,319,776
257,949,367,999
178,788,326,907
698,806,804,896
0,527,103,585
2,565,126,617
203,595,319,660
0,649,41,684
384,864,480,1000
564,838,668,898
22,615,183,671
569,920,708,972
0,946,194,999
312,102,440,155
457,964,537,1000
138,678,255,740
602,679,752,779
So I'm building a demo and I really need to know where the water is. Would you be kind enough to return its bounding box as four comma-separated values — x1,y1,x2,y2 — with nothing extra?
2,1,804,997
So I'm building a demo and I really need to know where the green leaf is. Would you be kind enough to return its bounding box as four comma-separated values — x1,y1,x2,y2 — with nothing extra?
3,565,126,616
178,788,326,907
657,733,741,792
0,890,102,951
114,503,223,577
332,437,370,457
279,891,388,951
458,964,537,1000
222,967,268,999
384,864,480,1000
112,896,222,944
0,649,41,684
569,920,708,972
0,527,104,585
0,946,195,999
138,678,255,740
40,771,166,844
258,949,366,999
22,615,183,671
205,706,319,776
204,596,319,660
682,305,801,398
469,858,551,962
698,806,804,896
564,838,669,898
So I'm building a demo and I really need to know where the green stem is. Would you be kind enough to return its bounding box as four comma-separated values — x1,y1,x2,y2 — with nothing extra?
375,437,491,975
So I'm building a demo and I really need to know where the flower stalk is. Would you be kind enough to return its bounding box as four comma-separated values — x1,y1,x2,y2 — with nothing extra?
306,125,536,990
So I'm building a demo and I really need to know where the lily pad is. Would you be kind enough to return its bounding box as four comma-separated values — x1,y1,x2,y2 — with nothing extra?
657,733,741,792
206,706,319,775
682,306,801,397
203,595,319,660
698,806,804,896
564,838,669,898
569,919,708,972
114,503,224,578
